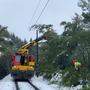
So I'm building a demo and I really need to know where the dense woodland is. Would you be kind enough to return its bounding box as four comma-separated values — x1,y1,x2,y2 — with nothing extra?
0,26,24,79
0,0,90,89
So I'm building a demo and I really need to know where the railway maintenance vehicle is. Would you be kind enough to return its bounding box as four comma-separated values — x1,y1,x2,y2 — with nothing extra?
11,35,46,80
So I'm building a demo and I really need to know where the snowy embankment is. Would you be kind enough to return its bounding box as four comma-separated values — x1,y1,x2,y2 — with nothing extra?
0,74,82,90
50,73,82,90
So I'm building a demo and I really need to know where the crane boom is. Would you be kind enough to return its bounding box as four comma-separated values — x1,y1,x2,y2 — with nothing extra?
17,35,46,55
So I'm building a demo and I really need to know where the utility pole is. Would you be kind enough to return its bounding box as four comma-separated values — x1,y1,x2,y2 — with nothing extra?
36,29,39,77
30,26,39,76
36,30,39,63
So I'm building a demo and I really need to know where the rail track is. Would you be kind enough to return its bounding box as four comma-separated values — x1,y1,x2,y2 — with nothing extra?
14,80,20,90
27,80,39,90
14,79,40,90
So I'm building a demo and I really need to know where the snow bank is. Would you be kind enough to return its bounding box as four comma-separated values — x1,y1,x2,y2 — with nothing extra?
0,75,15,90
31,76,59,90
50,73,62,83
2,74,13,81
50,73,82,90
59,85,82,90
0,74,82,90
0,75,59,90
18,82,34,90
31,76,82,90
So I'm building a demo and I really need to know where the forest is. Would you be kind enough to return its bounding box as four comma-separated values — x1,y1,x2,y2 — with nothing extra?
0,0,90,90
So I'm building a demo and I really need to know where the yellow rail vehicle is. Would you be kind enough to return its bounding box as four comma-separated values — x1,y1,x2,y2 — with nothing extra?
11,36,46,80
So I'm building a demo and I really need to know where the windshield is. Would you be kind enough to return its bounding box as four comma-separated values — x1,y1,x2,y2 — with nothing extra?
15,55,21,62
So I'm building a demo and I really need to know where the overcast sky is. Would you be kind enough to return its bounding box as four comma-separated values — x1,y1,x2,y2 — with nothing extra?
0,0,81,41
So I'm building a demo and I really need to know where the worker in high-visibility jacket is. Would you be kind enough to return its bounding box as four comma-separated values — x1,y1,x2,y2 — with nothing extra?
72,58,81,71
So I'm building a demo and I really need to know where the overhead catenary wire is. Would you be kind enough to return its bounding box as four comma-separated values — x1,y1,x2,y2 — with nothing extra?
29,0,42,26
34,0,50,24
29,0,50,30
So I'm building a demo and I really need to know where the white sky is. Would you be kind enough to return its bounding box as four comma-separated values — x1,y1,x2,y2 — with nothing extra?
0,0,81,41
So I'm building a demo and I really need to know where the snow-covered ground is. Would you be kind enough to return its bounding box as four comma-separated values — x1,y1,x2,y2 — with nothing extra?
0,74,59,90
50,73,82,90
31,76,59,90
0,74,82,90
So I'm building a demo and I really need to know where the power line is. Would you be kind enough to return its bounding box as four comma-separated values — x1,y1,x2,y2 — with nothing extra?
35,0,50,24
29,0,42,26
29,0,50,31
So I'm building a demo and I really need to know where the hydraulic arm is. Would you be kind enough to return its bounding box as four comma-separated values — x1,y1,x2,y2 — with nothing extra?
17,35,46,56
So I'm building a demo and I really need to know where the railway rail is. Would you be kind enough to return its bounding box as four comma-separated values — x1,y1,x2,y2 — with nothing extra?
14,80,20,90
14,79,40,90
